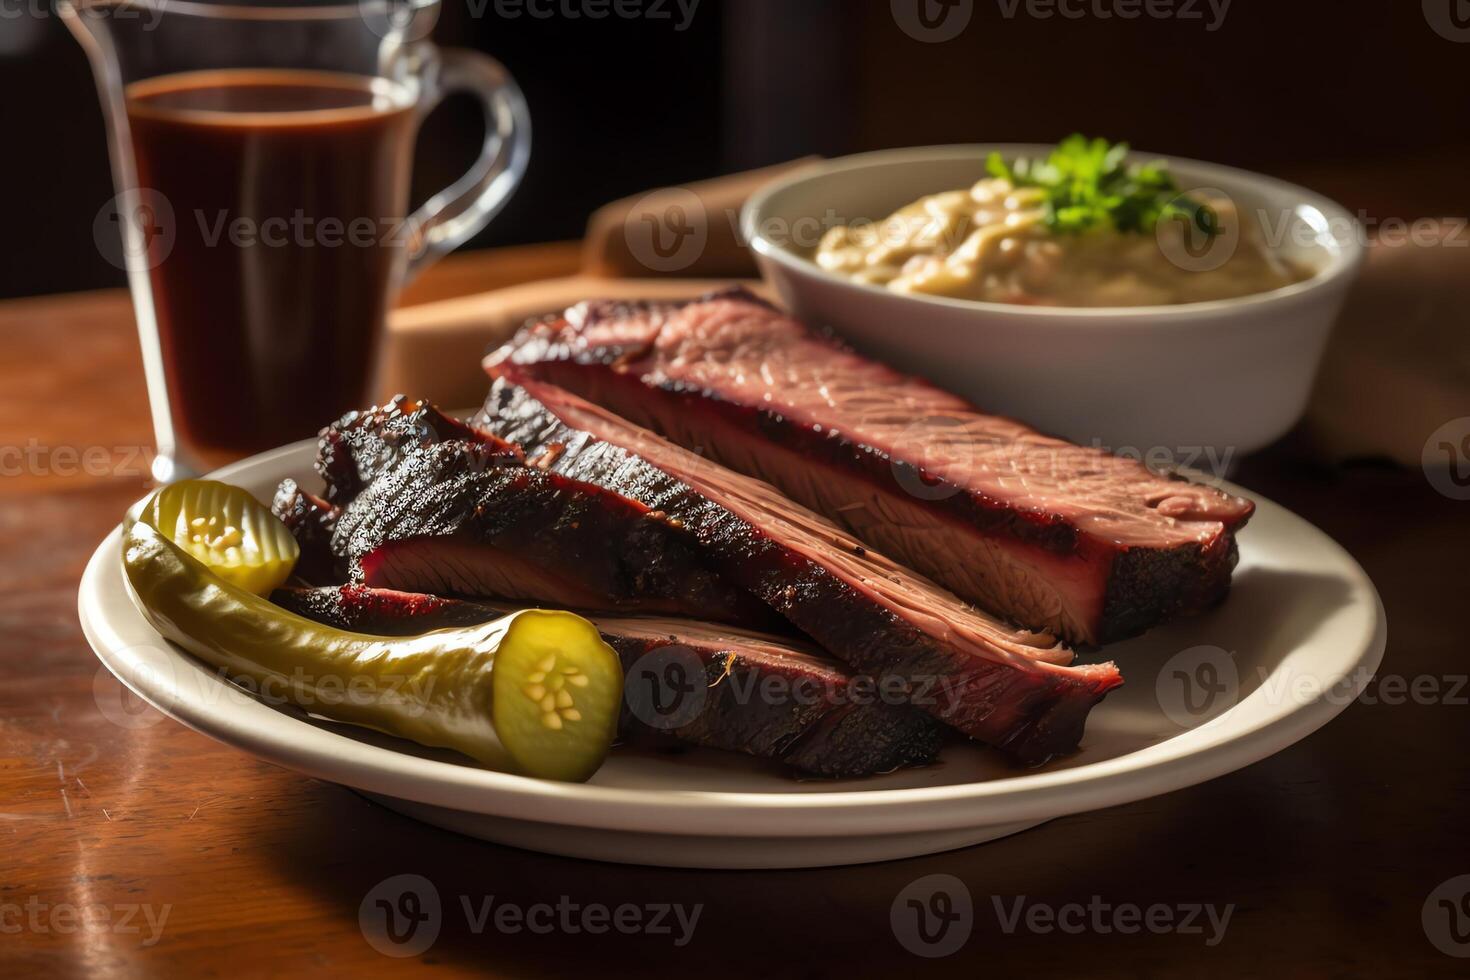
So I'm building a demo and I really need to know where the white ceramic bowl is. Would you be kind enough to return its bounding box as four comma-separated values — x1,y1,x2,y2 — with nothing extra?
742,145,1365,458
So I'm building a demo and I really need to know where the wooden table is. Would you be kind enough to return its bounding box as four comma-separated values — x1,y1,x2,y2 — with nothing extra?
2,246,1465,978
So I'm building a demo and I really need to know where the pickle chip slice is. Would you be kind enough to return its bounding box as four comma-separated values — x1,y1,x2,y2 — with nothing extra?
140,479,300,596
492,611,624,782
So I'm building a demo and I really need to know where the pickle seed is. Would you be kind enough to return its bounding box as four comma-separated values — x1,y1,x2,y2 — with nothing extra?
519,652,592,731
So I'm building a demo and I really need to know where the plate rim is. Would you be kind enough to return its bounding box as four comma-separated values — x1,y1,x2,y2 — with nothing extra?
79,439,1387,838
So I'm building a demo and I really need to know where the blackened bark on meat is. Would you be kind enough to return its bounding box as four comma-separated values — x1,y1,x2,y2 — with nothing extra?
308,402,784,631
315,397,517,506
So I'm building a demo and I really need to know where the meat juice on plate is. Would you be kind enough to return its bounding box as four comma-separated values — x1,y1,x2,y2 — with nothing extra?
125,69,418,465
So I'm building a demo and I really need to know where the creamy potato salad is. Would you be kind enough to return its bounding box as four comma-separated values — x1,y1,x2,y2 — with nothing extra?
814,139,1311,307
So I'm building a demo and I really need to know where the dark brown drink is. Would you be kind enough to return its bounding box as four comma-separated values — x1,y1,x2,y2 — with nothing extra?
126,69,418,464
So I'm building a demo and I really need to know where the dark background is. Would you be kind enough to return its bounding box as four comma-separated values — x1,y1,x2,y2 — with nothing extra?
2,0,1466,299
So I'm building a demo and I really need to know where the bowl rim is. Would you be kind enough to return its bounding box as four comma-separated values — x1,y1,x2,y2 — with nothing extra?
741,143,1366,321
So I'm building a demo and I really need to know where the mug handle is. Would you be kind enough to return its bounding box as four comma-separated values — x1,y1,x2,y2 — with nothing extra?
403,48,531,282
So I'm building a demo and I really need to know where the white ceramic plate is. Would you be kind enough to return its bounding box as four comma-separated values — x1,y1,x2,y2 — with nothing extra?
79,440,1385,869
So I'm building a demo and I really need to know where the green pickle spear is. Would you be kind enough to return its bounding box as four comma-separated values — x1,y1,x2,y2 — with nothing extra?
122,485,622,782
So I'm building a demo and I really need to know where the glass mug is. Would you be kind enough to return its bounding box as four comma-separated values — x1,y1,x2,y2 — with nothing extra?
61,0,530,481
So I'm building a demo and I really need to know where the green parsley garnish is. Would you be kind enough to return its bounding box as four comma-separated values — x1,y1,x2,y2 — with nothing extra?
986,135,1218,238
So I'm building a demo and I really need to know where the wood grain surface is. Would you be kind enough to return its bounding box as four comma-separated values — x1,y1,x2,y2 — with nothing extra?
1,246,1466,978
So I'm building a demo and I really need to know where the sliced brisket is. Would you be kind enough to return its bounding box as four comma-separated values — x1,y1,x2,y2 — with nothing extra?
487,289,1254,645
473,378,1121,764
309,398,783,631
271,585,943,778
